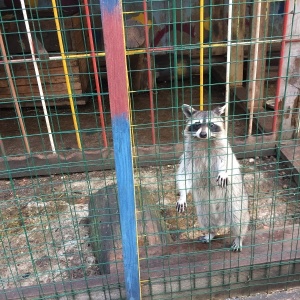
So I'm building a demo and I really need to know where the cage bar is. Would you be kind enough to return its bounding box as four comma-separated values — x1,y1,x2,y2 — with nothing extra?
83,0,108,147
20,0,56,153
199,0,204,110
0,1,299,299
51,0,82,149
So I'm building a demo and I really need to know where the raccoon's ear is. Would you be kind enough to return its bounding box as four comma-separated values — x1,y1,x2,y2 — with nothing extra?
182,104,196,118
213,105,226,116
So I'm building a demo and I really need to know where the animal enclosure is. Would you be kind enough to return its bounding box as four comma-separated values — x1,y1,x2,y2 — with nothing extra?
0,0,300,299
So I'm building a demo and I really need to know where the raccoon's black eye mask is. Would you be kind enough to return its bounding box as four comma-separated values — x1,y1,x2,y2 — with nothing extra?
188,122,217,132
188,122,201,132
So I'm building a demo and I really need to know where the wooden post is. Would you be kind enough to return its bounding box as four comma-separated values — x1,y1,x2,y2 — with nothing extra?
277,1,300,139
230,0,246,86
99,1,141,299
247,1,269,109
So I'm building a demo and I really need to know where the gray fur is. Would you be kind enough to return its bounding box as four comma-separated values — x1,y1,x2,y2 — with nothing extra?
176,104,249,251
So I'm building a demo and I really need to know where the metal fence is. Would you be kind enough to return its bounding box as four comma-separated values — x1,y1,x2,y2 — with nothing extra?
0,0,300,299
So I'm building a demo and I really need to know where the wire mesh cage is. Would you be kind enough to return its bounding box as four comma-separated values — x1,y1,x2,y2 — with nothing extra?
0,0,300,299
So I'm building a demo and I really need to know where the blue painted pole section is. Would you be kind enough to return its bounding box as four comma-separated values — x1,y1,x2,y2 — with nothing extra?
112,117,140,299
99,0,141,299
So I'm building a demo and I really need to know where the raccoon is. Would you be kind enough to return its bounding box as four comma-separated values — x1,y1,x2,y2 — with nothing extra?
176,104,249,251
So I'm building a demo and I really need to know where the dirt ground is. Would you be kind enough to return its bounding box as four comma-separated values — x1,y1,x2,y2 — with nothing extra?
0,76,298,290
0,154,298,289
229,287,300,300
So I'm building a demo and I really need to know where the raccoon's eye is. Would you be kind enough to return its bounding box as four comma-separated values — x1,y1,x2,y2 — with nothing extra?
188,122,201,132
208,122,215,128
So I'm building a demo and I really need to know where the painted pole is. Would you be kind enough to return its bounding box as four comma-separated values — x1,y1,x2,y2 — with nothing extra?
99,1,141,299
199,0,204,110
20,0,56,153
83,0,108,147
52,0,82,149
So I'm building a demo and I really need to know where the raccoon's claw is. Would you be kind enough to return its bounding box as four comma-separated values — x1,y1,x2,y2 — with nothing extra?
217,172,228,188
231,237,242,252
176,199,187,213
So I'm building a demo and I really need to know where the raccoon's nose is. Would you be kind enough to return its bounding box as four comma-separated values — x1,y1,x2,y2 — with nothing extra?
200,132,207,138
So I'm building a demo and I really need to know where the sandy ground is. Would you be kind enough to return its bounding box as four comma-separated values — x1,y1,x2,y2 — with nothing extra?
227,287,300,300
0,153,298,289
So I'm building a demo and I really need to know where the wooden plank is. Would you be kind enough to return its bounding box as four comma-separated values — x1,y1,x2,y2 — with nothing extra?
253,107,274,134
0,58,84,102
99,0,141,299
0,82,82,97
210,0,227,56
212,65,275,134
6,62,79,74
0,74,81,86
0,12,90,107
71,16,89,92
279,141,300,185
2,14,73,54
247,1,269,109
0,97,87,108
230,0,246,86
277,1,300,139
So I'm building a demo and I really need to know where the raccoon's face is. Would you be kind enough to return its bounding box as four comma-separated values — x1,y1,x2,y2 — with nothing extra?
182,104,226,139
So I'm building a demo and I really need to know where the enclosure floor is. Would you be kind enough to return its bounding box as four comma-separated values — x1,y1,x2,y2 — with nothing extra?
0,76,248,156
0,155,298,290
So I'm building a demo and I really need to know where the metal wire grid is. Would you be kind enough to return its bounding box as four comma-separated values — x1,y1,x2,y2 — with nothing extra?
0,0,299,299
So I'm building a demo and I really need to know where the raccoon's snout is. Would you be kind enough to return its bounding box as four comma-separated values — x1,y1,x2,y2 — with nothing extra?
193,130,208,139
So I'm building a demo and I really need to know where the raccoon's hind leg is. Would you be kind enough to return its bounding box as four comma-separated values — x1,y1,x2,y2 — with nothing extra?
199,233,216,243
230,212,249,252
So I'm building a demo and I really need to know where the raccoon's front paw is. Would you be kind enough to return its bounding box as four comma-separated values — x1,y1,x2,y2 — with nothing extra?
176,198,187,213
217,171,228,188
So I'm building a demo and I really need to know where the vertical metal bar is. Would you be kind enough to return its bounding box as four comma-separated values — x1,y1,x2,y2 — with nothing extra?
99,1,141,299
143,0,156,145
199,0,204,110
20,0,56,153
83,0,108,147
172,0,179,142
52,0,82,149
